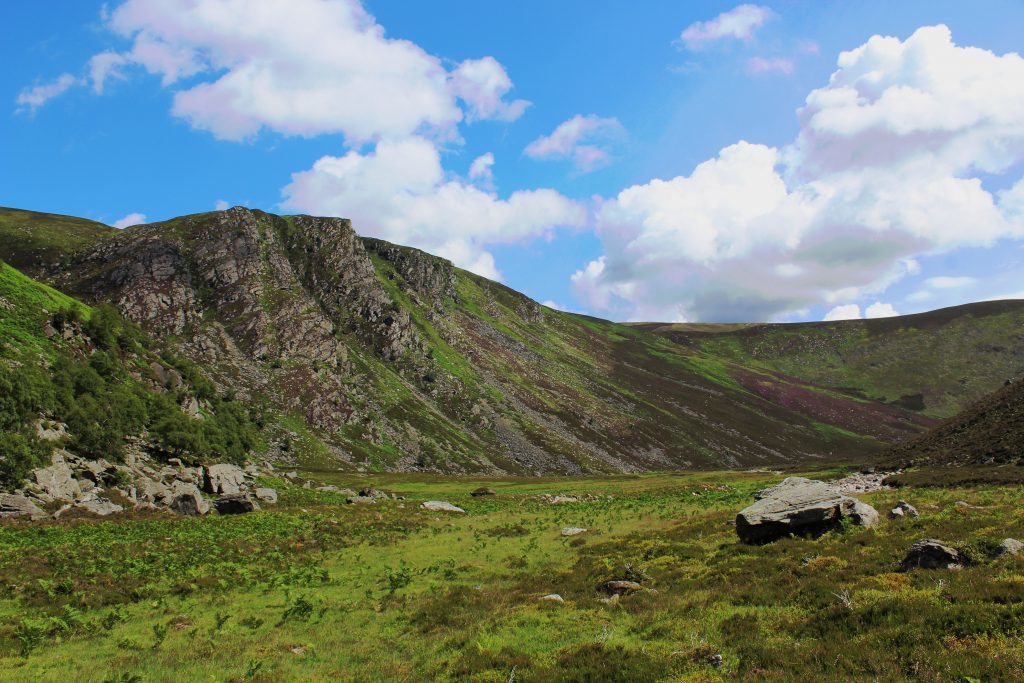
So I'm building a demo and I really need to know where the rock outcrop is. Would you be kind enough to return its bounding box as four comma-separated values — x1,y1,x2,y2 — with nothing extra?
736,477,879,544
901,539,965,570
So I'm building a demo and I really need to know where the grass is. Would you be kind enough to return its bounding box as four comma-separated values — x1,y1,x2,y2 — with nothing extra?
0,208,113,275
0,260,88,359
0,470,1021,681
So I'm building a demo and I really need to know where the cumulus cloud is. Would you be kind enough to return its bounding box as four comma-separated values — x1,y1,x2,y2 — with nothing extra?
281,137,585,280
15,73,81,113
214,199,230,211
524,115,625,172
113,212,147,229
30,0,526,143
926,276,976,289
449,57,530,122
468,153,495,182
823,304,861,321
865,301,899,318
679,4,774,49
575,25,1024,322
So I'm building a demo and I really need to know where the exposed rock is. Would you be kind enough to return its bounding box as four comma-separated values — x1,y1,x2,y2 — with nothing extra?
317,485,339,492
561,527,588,537
213,493,259,515
254,488,278,504
901,539,965,570
736,477,878,544
169,488,210,516
31,455,82,502
544,495,579,504
538,594,564,603
203,463,247,495
421,500,465,513
0,493,46,519
890,500,919,518
997,538,1023,557
470,487,496,497
599,580,643,596
359,487,389,499
76,497,123,516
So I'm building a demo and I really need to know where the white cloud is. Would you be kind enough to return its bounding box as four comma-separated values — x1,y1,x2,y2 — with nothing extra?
926,275,976,289
865,301,899,318
113,212,147,229
281,137,585,280
679,5,774,49
42,0,525,143
468,153,495,182
214,199,230,211
524,114,625,172
541,300,567,312
15,74,81,113
576,25,1024,322
823,304,861,321
746,57,794,75
449,57,530,122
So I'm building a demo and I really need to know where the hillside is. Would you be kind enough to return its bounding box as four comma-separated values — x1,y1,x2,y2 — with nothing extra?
0,207,114,276
635,301,1024,419
2,206,1021,475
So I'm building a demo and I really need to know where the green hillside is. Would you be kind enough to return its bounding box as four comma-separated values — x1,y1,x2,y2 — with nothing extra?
0,208,114,276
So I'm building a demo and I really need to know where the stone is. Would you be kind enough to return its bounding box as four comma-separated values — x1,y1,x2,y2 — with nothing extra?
600,580,643,596
421,500,465,513
891,500,919,518
76,497,124,516
901,539,965,570
561,527,588,537
31,455,81,502
203,463,247,495
317,485,339,492
0,493,46,519
346,496,376,504
470,487,496,497
359,487,389,499
547,495,578,504
170,489,210,516
254,488,278,504
213,493,259,515
997,538,1023,557
735,477,878,544
538,594,564,603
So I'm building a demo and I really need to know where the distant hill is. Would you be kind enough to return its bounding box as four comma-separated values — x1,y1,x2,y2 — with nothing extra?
1,205,1022,475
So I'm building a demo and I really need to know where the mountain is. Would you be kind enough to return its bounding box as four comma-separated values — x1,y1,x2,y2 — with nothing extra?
2,205,1023,475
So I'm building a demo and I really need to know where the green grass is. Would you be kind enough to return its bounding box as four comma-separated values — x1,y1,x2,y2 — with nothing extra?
0,261,88,359
0,471,1021,681
0,208,113,275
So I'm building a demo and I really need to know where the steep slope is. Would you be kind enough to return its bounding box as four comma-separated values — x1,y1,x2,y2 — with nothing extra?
884,377,1024,469
636,302,1024,419
0,207,115,276
1,205,1013,474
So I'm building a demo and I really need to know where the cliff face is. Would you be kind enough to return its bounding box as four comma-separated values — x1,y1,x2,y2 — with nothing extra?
6,205,1024,475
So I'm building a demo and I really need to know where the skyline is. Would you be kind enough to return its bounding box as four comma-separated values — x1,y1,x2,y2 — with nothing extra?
5,0,1024,322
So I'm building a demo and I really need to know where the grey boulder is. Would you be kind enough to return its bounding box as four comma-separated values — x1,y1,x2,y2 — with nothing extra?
997,538,1023,557
901,539,964,570
421,500,465,513
203,463,247,495
213,493,259,515
736,477,879,544
0,493,46,520
169,488,210,516
254,487,278,504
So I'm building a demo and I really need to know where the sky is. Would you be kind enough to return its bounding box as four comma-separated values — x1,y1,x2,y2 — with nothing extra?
3,0,1024,323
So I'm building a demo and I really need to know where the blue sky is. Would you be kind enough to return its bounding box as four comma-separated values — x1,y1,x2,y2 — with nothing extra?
4,1,1024,322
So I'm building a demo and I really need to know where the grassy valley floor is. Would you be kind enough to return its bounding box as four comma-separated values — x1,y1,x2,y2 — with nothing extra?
0,470,1022,681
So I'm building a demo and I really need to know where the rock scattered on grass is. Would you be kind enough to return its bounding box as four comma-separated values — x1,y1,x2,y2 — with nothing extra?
561,527,588,537
900,539,964,570
538,594,564,603
421,500,465,514
345,496,376,505
735,477,879,544
997,538,1023,557
890,500,919,518
470,487,496,497
0,493,46,520
213,493,259,515
600,580,643,596
254,488,278,504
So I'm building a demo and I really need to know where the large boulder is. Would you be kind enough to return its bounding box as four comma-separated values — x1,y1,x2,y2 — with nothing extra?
76,496,124,516
213,493,259,515
996,538,1023,558
254,488,278,504
736,477,879,544
169,487,210,516
0,493,46,520
901,539,964,570
31,455,81,502
203,463,247,495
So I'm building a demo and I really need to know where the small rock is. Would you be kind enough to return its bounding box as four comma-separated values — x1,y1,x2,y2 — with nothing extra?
345,496,376,504
548,495,578,504
421,500,465,514
254,488,278,504
997,538,1023,557
901,539,965,570
359,487,388,499
561,527,588,537
891,500,919,518
213,493,259,515
0,493,46,520
708,654,724,668
470,487,496,497
538,594,564,603
600,580,643,596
